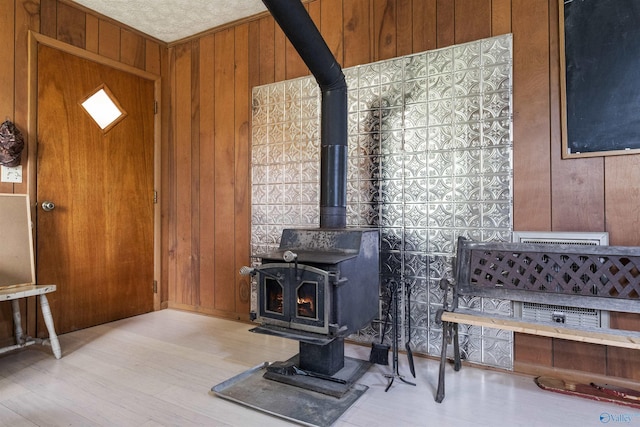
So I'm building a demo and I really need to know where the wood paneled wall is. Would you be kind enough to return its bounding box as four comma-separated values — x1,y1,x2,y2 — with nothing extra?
2,0,639,381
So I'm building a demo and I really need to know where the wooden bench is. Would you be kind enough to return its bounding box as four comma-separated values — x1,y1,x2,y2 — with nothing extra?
435,236,640,403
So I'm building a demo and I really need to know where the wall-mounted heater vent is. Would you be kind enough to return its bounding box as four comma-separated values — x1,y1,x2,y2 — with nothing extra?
511,231,610,329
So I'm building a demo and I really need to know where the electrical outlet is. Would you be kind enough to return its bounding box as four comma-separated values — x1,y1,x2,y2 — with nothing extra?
1,165,22,183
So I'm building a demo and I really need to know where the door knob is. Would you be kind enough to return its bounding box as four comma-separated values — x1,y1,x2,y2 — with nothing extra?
42,201,55,211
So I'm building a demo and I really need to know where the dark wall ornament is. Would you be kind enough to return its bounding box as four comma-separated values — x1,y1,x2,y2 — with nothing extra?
0,120,25,167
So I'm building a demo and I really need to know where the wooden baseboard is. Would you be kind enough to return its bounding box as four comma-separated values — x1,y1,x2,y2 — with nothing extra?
515,361,640,391
166,302,252,323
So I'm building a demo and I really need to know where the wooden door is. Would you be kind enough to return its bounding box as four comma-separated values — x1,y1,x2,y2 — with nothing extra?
36,44,155,334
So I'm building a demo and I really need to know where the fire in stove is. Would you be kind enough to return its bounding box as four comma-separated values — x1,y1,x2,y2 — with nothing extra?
265,278,283,314
297,286,316,318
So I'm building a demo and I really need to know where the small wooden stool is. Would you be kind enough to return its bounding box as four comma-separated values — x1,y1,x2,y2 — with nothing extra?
0,285,61,359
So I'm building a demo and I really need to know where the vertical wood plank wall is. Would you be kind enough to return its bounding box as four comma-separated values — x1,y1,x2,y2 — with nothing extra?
2,0,639,381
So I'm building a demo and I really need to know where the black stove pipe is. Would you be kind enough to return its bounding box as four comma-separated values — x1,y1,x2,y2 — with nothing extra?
262,0,347,229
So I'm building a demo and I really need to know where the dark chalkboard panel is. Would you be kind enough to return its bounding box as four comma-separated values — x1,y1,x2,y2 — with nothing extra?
561,0,640,158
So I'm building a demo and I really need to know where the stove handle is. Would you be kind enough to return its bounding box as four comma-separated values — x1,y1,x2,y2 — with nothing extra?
240,265,281,281
283,250,297,262
239,266,256,276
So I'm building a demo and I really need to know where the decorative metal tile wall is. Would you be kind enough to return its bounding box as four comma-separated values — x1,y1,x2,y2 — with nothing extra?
251,34,514,369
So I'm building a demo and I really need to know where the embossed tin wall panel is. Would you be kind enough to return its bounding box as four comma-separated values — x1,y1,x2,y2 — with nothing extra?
251,34,513,369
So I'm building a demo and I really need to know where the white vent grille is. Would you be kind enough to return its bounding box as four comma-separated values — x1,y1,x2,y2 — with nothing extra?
511,231,610,329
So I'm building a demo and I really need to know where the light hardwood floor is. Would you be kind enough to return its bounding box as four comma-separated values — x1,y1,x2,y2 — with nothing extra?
0,309,635,426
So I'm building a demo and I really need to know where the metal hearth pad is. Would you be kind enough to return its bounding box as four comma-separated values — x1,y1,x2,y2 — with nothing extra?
212,360,369,427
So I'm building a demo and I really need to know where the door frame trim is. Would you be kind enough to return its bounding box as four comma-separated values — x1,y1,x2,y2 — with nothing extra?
27,31,163,313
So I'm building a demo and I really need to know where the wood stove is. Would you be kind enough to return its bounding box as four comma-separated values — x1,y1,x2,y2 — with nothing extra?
241,0,380,395
245,228,379,375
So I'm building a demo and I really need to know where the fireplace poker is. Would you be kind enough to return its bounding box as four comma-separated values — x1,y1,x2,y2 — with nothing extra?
369,284,392,365
384,280,416,392
405,280,416,377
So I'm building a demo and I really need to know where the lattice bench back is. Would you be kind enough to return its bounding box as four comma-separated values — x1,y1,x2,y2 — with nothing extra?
455,236,640,314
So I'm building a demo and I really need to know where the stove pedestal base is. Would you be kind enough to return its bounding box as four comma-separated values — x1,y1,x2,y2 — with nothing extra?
299,338,344,375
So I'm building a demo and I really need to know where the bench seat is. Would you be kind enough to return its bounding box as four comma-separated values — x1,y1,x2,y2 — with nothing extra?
435,236,640,403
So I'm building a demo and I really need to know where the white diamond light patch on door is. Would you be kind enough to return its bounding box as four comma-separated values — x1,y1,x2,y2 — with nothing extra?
80,85,127,132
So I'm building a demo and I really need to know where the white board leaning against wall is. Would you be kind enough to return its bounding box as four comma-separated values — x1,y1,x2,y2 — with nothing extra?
0,193,36,288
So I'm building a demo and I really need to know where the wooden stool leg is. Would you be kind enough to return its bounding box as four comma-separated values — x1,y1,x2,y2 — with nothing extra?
39,294,61,359
11,299,25,345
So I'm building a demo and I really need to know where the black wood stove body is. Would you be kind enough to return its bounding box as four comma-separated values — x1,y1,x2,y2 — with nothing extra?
249,228,379,376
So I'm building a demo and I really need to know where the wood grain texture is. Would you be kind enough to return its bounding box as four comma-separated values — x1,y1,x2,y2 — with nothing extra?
0,0,15,199
234,24,252,316
441,311,640,350
515,334,553,366
213,29,237,312
190,40,202,307
0,0,15,120
412,0,437,53
98,19,120,61
55,1,85,48
343,0,372,67
512,0,551,231
39,0,57,38
14,0,39,198
160,45,173,308
436,0,454,47
553,340,607,374
274,20,286,82
120,29,145,69
454,0,491,44
258,16,275,85
491,0,512,35
173,42,194,305
373,0,396,61
198,34,216,309
395,0,412,57
85,14,99,53
144,39,161,74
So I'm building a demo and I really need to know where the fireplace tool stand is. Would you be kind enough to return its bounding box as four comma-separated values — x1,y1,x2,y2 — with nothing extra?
384,281,416,392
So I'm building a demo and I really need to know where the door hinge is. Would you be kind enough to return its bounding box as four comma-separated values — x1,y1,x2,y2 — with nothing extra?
153,280,158,293
153,191,158,204
154,101,158,114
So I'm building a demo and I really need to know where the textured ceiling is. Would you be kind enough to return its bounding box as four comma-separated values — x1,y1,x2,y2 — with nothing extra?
70,0,268,43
